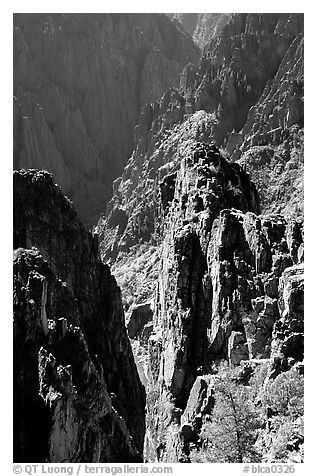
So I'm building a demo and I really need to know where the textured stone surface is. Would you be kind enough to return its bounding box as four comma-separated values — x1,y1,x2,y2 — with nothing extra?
14,13,304,464
180,14,303,147
13,170,145,462
98,14,304,281
144,144,304,462
168,13,231,49
192,14,232,49
14,13,199,223
98,109,218,263
228,331,249,365
166,14,199,37
95,14,304,464
271,264,304,362
234,32,303,216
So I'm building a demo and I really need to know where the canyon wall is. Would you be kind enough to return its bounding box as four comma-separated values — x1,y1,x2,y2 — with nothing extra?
13,170,146,462
99,13,303,267
169,13,232,49
97,14,304,463
13,13,304,464
144,143,303,462
233,32,304,215
14,13,199,224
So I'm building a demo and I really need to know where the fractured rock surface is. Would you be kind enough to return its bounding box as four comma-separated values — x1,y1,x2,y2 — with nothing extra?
99,14,304,281
98,14,303,255
144,143,304,462
13,12,305,464
234,31,303,215
13,170,146,462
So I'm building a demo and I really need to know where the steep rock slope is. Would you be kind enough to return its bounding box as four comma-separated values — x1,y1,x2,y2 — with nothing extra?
13,170,145,462
95,13,304,463
145,143,304,462
13,13,199,223
167,14,199,37
99,13,304,270
192,14,232,49
169,13,232,49
180,13,303,146
98,104,217,262
232,33,304,215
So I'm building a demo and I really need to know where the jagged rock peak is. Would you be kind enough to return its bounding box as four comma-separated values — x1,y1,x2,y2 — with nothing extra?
13,169,146,462
162,142,260,225
144,143,304,462
98,12,304,260
180,14,303,143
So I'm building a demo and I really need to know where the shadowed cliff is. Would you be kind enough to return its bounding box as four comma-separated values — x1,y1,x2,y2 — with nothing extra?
13,13,199,224
13,169,146,462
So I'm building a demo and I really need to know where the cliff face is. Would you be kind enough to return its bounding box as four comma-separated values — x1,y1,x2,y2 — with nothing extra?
13,13,199,224
167,14,199,37
169,13,232,49
97,23,304,443
13,170,146,462
99,13,303,269
233,33,304,215
180,14,303,146
192,14,232,49
98,99,218,262
145,143,304,463
14,12,304,464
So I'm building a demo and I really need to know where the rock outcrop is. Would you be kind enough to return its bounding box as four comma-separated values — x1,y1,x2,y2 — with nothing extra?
98,108,220,263
180,14,303,147
13,13,304,464
95,18,304,462
271,264,304,363
13,13,199,223
13,170,146,462
192,14,232,49
167,14,199,37
144,143,304,462
99,13,304,272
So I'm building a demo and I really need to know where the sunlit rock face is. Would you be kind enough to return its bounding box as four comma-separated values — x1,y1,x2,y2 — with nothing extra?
144,143,303,462
95,16,304,462
13,12,304,465
99,13,303,269
168,13,232,49
234,32,303,216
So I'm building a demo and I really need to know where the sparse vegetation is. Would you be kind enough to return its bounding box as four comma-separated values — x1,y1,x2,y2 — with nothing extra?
113,244,160,311
263,368,304,418
190,364,304,463
190,365,262,463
